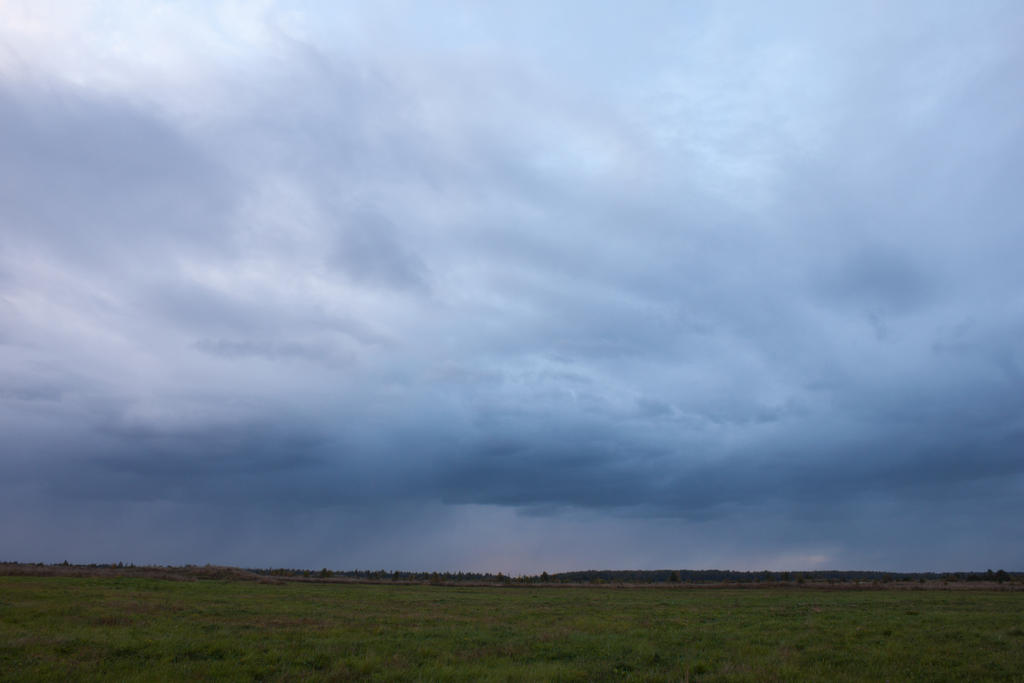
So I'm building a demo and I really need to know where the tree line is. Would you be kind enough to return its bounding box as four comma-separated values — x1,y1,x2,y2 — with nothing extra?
248,567,1019,584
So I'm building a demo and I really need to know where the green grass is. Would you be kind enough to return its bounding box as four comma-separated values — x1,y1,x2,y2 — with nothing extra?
2,578,1023,681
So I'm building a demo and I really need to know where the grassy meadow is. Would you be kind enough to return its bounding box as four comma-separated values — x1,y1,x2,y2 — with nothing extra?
2,576,1023,681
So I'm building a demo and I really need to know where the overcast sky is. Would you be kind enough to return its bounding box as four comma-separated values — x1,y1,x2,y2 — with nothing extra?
1,1,1022,573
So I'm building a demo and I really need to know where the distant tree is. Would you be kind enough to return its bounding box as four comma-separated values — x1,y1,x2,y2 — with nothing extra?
670,571,681,583
541,571,550,582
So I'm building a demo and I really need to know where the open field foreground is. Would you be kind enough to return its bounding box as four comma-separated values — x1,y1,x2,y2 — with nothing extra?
2,577,1023,681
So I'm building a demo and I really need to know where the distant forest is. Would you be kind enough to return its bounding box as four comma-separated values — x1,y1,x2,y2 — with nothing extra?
2,562,1020,585
252,567,1019,585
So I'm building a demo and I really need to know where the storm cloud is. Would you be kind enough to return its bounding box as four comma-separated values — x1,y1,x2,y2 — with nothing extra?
1,1,1022,573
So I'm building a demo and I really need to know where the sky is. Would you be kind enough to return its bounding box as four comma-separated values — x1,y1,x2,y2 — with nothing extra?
1,1,1023,574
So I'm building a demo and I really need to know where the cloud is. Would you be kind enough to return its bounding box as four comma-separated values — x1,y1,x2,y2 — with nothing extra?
0,83,234,266
1,1,1023,572
328,207,430,291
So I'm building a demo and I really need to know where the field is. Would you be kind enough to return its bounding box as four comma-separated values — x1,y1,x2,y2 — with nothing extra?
2,577,1023,681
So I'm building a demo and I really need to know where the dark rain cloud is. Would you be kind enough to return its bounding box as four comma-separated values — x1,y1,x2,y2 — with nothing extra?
1,1,1023,572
